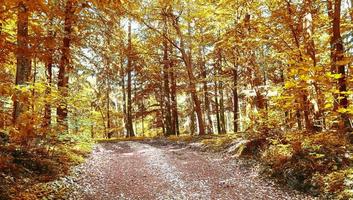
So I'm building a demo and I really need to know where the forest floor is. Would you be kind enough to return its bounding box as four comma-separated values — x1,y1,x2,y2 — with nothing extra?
28,139,318,200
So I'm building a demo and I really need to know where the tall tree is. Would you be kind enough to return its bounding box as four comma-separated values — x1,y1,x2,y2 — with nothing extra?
126,21,135,137
13,1,31,124
162,10,173,136
328,0,349,129
57,0,75,131
169,9,206,135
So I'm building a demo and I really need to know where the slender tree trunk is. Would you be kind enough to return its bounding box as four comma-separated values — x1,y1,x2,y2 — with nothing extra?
189,96,196,135
127,22,134,137
162,32,173,136
170,45,179,135
118,19,128,137
141,98,145,135
133,74,137,135
44,47,53,128
13,1,31,124
57,0,74,131
200,45,213,134
90,102,95,138
296,110,302,130
106,78,111,138
122,71,128,136
121,57,128,137
303,95,312,130
215,50,226,134
215,79,221,134
31,57,37,112
232,66,239,133
350,0,353,22
0,100,4,129
219,82,226,134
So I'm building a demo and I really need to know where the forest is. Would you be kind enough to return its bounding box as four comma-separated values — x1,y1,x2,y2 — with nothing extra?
1,0,353,199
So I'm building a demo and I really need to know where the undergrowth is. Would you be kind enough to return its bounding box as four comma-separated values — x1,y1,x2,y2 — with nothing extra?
0,133,94,199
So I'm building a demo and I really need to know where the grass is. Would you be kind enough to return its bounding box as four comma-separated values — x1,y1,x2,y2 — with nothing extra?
95,136,150,143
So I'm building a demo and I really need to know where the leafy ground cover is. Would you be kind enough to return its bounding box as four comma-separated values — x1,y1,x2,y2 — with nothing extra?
0,136,93,200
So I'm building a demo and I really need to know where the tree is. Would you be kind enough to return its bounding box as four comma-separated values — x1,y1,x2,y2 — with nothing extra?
57,0,75,131
328,0,349,130
13,1,31,124
126,21,135,137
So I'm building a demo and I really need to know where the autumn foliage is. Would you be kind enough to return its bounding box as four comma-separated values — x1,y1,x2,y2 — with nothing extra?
0,0,353,199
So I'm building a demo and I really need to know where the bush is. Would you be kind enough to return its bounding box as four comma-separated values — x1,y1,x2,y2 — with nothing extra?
261,131,353,196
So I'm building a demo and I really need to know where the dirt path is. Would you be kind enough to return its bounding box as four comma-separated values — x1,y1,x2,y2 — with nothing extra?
66,141,316,200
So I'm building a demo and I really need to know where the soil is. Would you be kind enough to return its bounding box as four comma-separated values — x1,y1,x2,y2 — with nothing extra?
58,140,317,200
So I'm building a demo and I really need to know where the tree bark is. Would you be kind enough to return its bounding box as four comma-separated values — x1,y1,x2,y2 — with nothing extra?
13,1,31,124
232,66,239,133
43,17,54,128
330,0,349,129
126,21,134,137
199,44,213,134
57,0,74,131
170,44,180,135
162,24,173,136
106,78,111,138
215,79,221,134
218,56,226,134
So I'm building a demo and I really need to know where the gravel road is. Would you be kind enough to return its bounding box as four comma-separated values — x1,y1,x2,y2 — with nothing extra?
66,141,316,200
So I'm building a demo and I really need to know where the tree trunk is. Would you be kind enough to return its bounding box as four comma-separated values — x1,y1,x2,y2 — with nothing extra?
189,96,196,135
219,81,226,134
90,102,95,138
162,32,173,136
218,51,226,134
215,50,226,134
215,79,221,134
13,1,31,124
233,66,239,133
126,22,134,137
200,45,213,134
296,110,302,130
333,0,349,129
170,44,180,135
328,0,349,130
44,54,52,128
106,78,111,138
31,57,38,112
0,100,4,129
121,58,127,137
57,0,74,131
43,26,54,128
